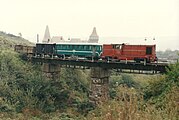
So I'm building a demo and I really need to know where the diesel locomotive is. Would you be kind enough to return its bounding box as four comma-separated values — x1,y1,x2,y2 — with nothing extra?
101,44,157,62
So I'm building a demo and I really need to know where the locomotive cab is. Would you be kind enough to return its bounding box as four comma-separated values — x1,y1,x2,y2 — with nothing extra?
101,43,157,63
101,44,123,61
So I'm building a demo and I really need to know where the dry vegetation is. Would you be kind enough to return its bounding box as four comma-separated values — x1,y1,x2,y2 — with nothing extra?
87,85,179,120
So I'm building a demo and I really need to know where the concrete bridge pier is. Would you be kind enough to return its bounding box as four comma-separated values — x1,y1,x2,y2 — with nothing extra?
42,63,61,80
90,67,110,105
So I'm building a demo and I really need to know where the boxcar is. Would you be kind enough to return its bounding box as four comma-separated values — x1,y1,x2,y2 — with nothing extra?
55,43,102,60
14,45,35,55
36,43,44,56
36,43,56,57
101,44,157,62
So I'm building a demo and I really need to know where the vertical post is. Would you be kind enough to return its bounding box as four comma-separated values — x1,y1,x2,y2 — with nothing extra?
144,58,146,65
37,34,39,43
42,63,61,80
125,58,127,64
89,67,110,105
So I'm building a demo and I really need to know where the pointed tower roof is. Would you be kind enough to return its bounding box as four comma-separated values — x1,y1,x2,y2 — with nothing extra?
90,27,98,37
42,25,51,43
88,27,99,43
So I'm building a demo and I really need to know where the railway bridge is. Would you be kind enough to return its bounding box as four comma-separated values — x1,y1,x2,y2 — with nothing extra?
25,56,168,104
15,45,169,104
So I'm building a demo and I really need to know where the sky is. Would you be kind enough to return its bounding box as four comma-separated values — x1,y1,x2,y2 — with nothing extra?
0,0,179,50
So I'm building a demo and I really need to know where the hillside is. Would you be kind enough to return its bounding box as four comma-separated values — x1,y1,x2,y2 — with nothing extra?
0,31,34,49
0,32,178,119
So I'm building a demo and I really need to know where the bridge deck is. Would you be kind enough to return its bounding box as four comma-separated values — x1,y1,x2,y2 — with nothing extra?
31,57,169,74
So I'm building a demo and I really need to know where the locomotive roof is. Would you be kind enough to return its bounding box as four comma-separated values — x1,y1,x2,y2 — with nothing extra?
103,43,156,46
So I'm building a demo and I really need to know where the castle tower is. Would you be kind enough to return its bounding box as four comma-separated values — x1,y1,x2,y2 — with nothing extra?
42,25,51,43
88,27,99,43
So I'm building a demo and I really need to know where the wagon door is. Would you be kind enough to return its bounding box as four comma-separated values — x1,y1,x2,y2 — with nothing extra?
114,44,122,59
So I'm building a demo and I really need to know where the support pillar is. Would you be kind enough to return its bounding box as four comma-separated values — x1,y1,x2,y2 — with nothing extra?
42,63,61,80
89,67,110,105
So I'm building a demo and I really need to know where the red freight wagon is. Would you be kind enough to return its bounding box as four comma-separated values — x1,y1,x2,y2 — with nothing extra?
101,44,157,63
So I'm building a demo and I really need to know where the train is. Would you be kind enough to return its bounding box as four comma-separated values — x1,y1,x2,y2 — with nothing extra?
15,43,157,63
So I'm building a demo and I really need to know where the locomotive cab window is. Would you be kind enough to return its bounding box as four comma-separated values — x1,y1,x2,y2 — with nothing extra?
146,47,152,55
113,44,122,49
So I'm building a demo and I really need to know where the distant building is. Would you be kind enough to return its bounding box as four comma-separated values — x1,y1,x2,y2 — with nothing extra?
42,26,99,43
42,25,51,43
70,38,82,43
51,36,64,43
88,27,99,43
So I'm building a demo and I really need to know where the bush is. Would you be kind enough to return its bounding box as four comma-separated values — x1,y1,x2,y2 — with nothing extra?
109,74,140,99
0,50,91,114
143,62,179,110
110,74,140,88
77,101,95,115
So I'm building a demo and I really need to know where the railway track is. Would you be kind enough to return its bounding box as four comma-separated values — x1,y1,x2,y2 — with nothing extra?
29,56,169,74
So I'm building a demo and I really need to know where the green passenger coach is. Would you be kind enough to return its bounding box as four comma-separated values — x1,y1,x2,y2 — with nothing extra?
55,43,102,60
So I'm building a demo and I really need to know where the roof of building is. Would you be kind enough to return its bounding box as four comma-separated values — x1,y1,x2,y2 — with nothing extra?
90,27,98,37
42,25,51,43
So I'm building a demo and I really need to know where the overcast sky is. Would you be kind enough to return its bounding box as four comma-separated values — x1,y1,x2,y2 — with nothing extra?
0,0,179,50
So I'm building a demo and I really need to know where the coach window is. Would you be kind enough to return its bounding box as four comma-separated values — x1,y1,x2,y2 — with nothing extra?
95,46,98,51
76,45,79,49
83,46,86,50
98,46,100,51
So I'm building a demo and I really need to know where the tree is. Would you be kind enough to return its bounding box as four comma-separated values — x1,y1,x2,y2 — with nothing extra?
18,33,22,37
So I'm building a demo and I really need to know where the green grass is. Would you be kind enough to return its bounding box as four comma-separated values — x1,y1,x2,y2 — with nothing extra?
0,31,34,49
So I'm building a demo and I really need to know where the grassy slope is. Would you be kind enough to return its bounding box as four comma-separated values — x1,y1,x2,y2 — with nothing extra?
0,31,34,49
